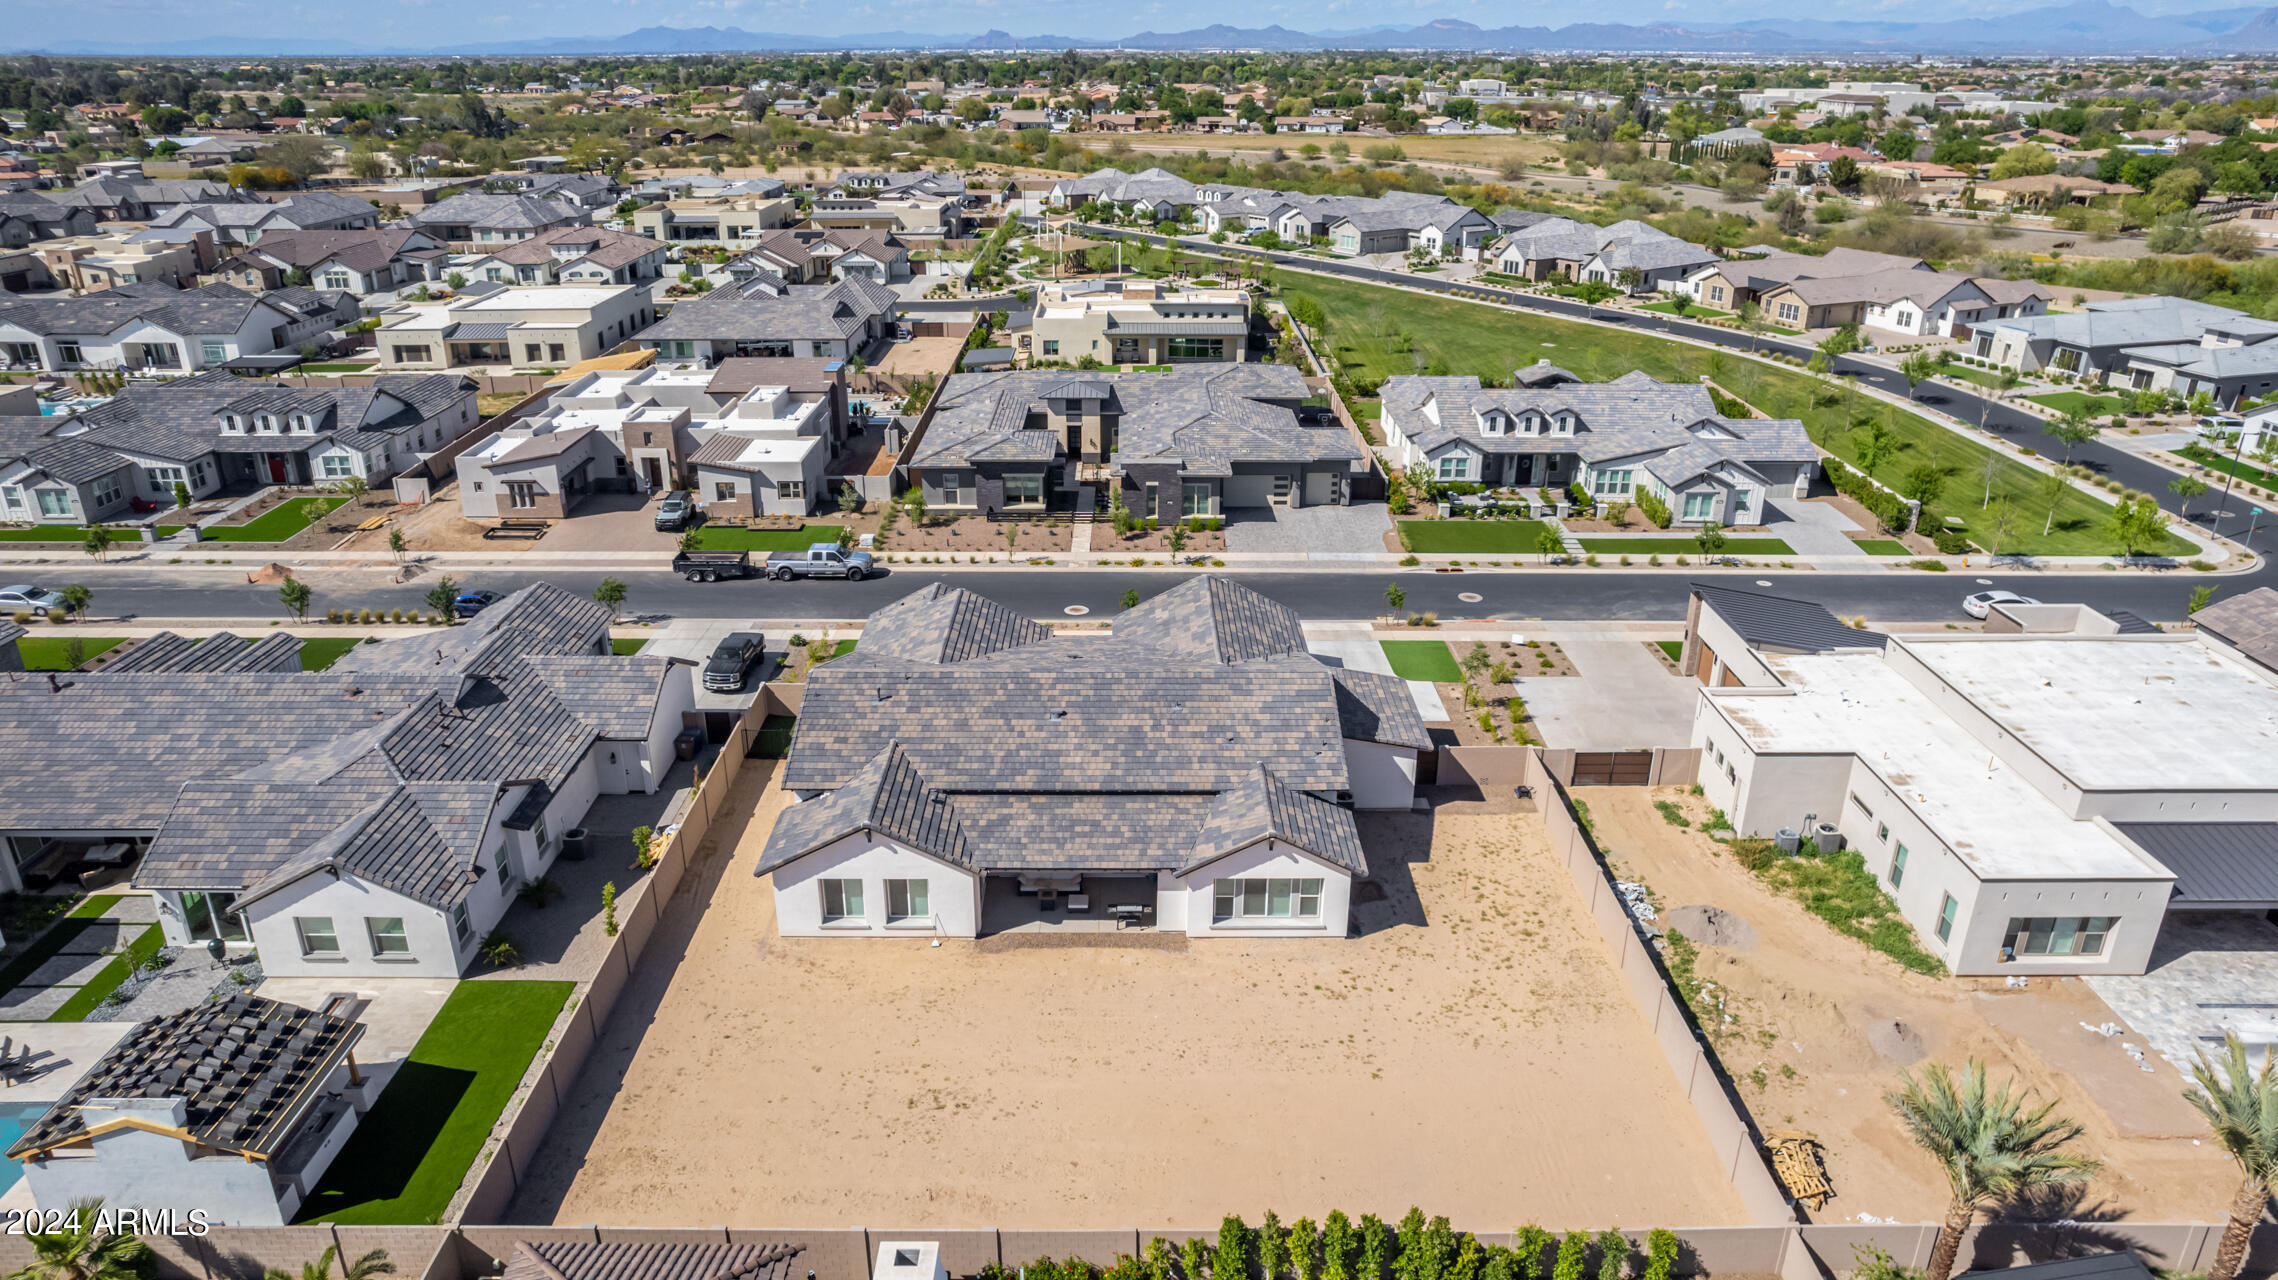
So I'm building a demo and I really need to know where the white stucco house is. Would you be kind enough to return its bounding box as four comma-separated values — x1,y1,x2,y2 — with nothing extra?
757,577,1428,939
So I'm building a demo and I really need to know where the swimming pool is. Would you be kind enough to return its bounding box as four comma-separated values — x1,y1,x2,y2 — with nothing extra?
37,400,103,417
0,1102,53,1193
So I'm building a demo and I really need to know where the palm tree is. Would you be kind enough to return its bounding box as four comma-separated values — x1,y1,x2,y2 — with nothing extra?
2184,1033,2278,1280
264,1246,395,1280
1885,1061,2101,1280
7,1198,153,1280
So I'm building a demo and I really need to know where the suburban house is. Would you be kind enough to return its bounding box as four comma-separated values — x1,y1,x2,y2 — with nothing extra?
405,192,591,247
373,284,655,370
501,171,622,210
1973,295,2278,407
0,369,481,519
1492,217,1714,289
455,358,845,516
804,195,968,239
1739,265,2051,335
0,195,98,247
9,995,370,1224
0,283,355,375
742,229,911,284
757,576,1429,938
1685,246,1920,313
150,193,382,246
30,232,205,292
459,226,670,287
1335,201,1494,258
1014,279,1251,367
1769,143,1873,186
634,275,896,364
1048,166,1201,219
215,228,448,296
0,585,693,974
1687,583,2278,976
630,196,797,247
1971,175,2140,209
910,365,1363,523
1380,367,1818,527
50,178,249,222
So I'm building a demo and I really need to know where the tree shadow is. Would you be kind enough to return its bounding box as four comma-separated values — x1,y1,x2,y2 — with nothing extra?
1969,1184,2141,1272
296,1062,475,1219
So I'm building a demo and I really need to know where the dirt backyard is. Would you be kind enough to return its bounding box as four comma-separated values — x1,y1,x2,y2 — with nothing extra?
1581,786,2237,1226
509,772,1748,1230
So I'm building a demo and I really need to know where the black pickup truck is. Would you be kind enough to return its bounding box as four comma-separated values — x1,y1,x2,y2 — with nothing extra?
671,550,759,582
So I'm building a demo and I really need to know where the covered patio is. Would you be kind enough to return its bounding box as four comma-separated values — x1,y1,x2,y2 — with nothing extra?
979,872,1159,935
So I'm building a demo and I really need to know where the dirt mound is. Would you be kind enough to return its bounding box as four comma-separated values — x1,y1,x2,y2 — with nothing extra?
1667,904,1756,949
244,562,293,584
1864,1017,1929,1065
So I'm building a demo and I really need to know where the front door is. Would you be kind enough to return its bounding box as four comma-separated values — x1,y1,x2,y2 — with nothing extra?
268,455,288,484
642,457,664,490
1515,455,1536,486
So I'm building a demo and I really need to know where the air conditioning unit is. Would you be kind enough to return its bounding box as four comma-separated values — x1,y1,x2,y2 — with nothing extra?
1813,822,1843,854
1774,828,1800,854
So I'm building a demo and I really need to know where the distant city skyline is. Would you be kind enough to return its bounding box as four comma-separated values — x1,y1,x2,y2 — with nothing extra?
7,0,2264,54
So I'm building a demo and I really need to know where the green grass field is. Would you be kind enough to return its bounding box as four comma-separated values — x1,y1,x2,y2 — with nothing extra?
1937,365,2019,391
611,637,648,655
1639,299,1731,319
298,637,368,672
0,525,128,542
1577,537,1794,555
2027,391,2131,417
1852,539,1914,556
202,496,350,543
15,637,124,670
1281,274,2183,556
2179,444,2278,489
300,979,572,1224
689,525,825,551
1397,519,1553,554
1379,640,1462,682
1655,640,1683,663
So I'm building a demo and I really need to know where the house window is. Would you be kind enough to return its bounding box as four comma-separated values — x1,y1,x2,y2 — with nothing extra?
493,843,515,892
1167,337,1224,360
451,902,472,945
2003,916,2114,958
36,489,72,518
938,473,966,505
886,878,929,922
322,271,353,290
1004,473,1045,506
1776,304,1802,325
821,877,864,922
222,414,245,434
366,916,411,956
506,480,542,509
295,916,340,956
91,475,121,510
1849,793,1873,819
2052,348,2082,373
1041,340,1059,356
290,414,313,434
321,454,354,479
1682,491,1715,521
146,466,184,492
1182,482,1212,516
1877,821,1890,843
1591,468,1632,497
256,414,279,434
1890,843,1908,888
810,341,831,357
56,343,81,365
779,480,804,500
201,341,229,363
392,345,432,363
525,344,544,364
1935,893,1958,943
549,343,565,362
1436,454,1470,480
1213,877,1325,922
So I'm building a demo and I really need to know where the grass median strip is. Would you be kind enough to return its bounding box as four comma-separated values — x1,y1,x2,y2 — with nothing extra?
300,979,572,1224
1379,640,1461,682
1283,273,2180,556
688,525,824,551
1576,536,1793,555
1852,539,1913,556
1397,519,1552,554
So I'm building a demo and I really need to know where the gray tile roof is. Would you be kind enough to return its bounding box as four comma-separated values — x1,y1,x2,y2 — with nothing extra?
1182,763,1367,876
636,276,894,344
759,742,972,874
915,366,1357,470
0,282,291,340
1112,574,1308,664
331,580,607,675
846,581,1051,665
1381,370,1814,473
102,630,305,673
0,619,23,648
506,1241,806,1280
1055,166,1200,206
410,192,586,232
2191,586,2278,672
50,370,472,467
521,654,674,738
7,994,362,1161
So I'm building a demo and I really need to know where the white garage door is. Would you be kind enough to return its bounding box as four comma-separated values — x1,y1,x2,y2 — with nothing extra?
1224,473,1277,508
1305,470,1338,505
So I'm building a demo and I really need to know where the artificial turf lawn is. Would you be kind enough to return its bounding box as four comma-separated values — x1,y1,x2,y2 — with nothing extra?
610,637,649,655
298,637,369,671
1396,519,1554,554
47,924,162,1022
2026,391,2132,417
1280,273,2186,556
1655,640,1683,662
299,979,573,1224
0,895,122,1015
0,526,129,542
1638,299,1731,319
1576,537,1793,555
14,637,124,670
1935,365,2018,390
688,524,825,551
1852,539,1914,556
1379,640,1463,682
202,496,350,543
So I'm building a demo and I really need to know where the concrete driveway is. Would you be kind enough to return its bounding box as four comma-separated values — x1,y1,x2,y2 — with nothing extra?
1227,503,1393,555
1514,623,1699,750
1304,625,1451,722
636,617,786,711
535,493,678,553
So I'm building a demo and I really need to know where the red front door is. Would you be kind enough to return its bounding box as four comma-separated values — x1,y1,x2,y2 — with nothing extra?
268,456,287,484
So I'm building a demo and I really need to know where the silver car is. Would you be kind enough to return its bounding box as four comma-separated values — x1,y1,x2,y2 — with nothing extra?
1962,589,2037,620
0,584,66,616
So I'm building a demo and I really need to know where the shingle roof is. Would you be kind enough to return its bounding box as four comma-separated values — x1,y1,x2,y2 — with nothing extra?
505,1241,807,1280
1181,763,1367,876
102,630,304,673
410,192,586,232
44,370,471,466
915,366,1357,470
7,994,362,1161
0,282,289,340
479,226,665,271
2191,586,2278,672
758,742,972,874
636,276,895,344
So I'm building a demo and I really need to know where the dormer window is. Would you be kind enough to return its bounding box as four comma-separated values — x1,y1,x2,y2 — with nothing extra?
1479,411,1505,437
1517,413,1539,435
1553,414,1575,434
256,414,280,434
290,413,314,434
222,414,245,434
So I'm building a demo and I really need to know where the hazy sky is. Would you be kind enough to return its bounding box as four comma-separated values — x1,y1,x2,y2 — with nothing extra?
3,0,2238,49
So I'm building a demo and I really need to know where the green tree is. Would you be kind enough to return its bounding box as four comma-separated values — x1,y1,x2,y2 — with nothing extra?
1385,582,1406,614
387,528,407,564
1287,1220,1321,1280
1853,420,1898,476
1215,1217,1253,1280
1694,523,1728,557
2040,471,2070,538
1989,144,2057,180
6,1198,155,1280
1359,1218,1391,1280
1640,1232,1677,1280
2191,584,2219,615
1514,1228,1552,1280
263,1246,395,1280
1551,1235,1587,1280
1897,353,1941,400
81,525,113,562
1902,464,1946,508
1392,1210,1426,1280
2185,1032,2278,1280
1593,1231,1627,1280
424,575,460,618
2169,473,2210,519
1121,589,1140,610
2110,496,2168,559
593,576,629,617
278,576,313,621
1885,1060,2100,1280
58,583,92,623
1322,1212,1359,1280
172,481,192,510
1259,1212,1286,1280
1536,527,1564,563
2043,413,2097,464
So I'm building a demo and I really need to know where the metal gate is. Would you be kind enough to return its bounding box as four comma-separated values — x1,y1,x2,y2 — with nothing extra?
1572,751,1653,786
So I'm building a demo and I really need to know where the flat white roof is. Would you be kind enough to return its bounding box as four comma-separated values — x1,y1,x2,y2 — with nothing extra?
707,434,817,464
1903,636,2278,792
1710,652,2170,882
461,286,629,311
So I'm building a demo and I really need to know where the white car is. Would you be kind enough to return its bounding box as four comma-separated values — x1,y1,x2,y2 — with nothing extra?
0,584,67,617
1962,589,2037,620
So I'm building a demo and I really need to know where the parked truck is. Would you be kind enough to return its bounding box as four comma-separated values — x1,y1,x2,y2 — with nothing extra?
671,550,759,582
766,544,875,581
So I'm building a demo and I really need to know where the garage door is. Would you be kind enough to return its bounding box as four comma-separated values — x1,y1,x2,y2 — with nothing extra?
1224,474,1276,508
1305,470,1339,505
1572,751,1654,786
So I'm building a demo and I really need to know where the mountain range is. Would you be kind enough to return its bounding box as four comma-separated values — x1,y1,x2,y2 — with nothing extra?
18,4,2278,56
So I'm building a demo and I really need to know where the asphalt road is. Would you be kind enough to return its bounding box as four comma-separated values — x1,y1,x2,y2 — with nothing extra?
64,563,2241,627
